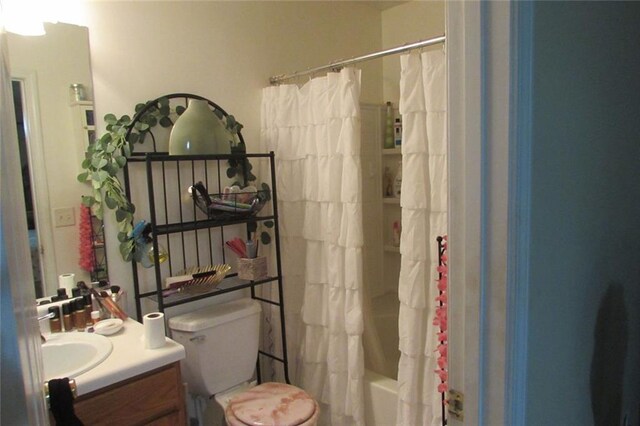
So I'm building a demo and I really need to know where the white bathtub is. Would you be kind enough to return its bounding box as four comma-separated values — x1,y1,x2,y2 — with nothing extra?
364,369,398,426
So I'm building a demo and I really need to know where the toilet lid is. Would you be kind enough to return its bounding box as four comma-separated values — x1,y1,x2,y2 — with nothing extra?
228,382,316,426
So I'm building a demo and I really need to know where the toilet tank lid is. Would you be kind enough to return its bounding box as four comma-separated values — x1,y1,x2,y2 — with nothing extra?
168,298,261,332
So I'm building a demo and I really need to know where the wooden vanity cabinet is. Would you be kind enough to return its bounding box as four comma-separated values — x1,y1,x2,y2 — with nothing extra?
71,362,186,426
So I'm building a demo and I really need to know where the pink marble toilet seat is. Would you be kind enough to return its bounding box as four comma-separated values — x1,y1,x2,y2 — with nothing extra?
225,382,319,426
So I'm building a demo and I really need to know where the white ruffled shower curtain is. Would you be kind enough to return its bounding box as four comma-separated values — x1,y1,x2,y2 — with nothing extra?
396,50,447,426
261,68,365,426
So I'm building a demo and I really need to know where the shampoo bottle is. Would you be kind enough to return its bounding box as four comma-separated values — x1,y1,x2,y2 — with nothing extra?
384,102,395,149
393,161,402,198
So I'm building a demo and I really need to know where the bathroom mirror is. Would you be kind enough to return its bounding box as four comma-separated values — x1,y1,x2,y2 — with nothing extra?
7,22,100,298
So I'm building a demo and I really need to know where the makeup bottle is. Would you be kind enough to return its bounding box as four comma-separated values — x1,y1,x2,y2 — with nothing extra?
56,288,69,300
73,298,86,331
83,294,93,326
48,306,62,333
62,302,73,331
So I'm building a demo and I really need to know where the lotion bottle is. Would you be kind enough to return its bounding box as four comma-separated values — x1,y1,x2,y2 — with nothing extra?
393,161,402,198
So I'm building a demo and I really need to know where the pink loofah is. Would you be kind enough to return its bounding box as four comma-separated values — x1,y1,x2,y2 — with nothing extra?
78,205,95,272
434,235,448,395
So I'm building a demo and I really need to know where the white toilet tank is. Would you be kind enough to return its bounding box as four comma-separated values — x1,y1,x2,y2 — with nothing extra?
168,298,261,396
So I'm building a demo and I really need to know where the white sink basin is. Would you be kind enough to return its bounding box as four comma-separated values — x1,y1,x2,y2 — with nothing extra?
42,333,113,380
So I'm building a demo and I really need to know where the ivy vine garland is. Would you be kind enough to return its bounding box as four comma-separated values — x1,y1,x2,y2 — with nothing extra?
77,97,248,262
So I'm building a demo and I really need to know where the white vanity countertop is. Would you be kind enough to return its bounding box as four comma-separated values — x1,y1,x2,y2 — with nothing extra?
71,319,185,396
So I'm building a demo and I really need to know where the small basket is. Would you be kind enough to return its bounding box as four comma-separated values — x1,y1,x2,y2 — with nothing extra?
237,257,268,281
191,181,269,220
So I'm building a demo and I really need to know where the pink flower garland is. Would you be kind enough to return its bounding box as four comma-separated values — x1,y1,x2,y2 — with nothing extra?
433,235,448,394
78,205,95,272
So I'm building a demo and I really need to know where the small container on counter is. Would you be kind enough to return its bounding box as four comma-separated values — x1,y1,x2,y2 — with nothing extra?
73,298,86,331
62,302,73,331
91,310,101,325
48,306,62,333
83,294,93,326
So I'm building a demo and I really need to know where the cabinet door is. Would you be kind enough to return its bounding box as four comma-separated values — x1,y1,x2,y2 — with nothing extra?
73,363,186,426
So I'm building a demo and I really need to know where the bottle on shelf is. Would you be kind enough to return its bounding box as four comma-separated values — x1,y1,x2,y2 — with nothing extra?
394,117,402,147
384,102,395,149
383,166,393,198
393,161,402,198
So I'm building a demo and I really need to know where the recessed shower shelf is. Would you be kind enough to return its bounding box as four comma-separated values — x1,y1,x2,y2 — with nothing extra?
383,197,400,204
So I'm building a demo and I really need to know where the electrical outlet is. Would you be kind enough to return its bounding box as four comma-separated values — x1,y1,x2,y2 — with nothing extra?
54,207,75,227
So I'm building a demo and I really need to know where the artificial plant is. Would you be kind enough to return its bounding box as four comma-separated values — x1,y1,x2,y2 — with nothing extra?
78,97,246,261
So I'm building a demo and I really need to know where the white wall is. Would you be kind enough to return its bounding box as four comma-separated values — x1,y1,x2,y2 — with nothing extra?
83,1,384,315
381,1,445,104
527,2,640,424
8,23,94,289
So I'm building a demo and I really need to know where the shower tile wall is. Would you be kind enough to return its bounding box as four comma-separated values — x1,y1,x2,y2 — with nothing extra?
361,104,384,299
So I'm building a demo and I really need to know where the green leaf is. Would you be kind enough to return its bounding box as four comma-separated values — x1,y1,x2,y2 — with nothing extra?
159,116,173,128
115,156,127,168
81,195,95,207
115,209,128,223
120,115,131,125
213,109,224,120
104,113,117,125
123,142,131,157
158,97,170,107
128,132,140,144
260,231,271,245
247,172,257,181
77,171,89,183
226,168,237,178
105,196,117,209
117,232,129,242
176,105,186,115
135,103,146,113
264,220,274,228
81,158,91,169
135,121,150,132
159,105,170,116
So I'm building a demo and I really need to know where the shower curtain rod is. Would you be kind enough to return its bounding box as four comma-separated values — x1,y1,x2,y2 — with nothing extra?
269,34,445,85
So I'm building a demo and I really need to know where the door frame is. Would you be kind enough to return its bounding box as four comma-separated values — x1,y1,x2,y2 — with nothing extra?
11,71,58,295
447,1,532,424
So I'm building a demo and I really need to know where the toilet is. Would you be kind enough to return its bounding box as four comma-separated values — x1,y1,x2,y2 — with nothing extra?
169,298,319,426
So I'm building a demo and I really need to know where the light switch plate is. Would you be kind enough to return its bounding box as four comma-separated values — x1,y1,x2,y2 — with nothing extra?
54,207,75,227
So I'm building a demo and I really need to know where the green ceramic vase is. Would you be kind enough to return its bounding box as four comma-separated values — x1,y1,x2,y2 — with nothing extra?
169,99,232,155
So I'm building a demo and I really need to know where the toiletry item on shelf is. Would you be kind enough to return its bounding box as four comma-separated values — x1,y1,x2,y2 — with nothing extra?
392,221,402,247
383,167,393,198
143,312,166,349
48,306,62,333
393,161,403,198
394,118,402,147
245,240,257,259
238,257,268,281
61,302,73,331
384,102,395,149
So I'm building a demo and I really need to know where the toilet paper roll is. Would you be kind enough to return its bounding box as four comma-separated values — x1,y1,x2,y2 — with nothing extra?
58,273,75,294
143,312,166,349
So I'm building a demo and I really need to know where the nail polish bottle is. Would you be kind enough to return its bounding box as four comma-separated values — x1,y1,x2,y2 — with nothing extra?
62,302,73,331
48,306,62,333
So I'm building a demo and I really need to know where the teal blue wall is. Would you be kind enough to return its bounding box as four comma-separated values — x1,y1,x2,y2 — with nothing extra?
528,2,640,424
